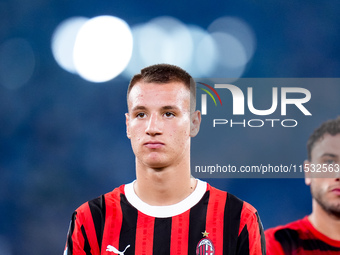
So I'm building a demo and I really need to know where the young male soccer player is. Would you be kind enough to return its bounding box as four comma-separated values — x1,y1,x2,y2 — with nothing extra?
265,117,340,254
64,64,266,255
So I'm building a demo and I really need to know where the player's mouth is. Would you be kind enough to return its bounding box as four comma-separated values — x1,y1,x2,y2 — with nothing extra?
144,141,165,149
331,187,340,196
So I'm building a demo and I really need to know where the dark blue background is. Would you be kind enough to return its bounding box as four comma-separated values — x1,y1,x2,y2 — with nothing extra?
1,0,340,254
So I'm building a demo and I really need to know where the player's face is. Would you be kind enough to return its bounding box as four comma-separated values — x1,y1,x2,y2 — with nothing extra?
305,133,340,217
126,81,200,169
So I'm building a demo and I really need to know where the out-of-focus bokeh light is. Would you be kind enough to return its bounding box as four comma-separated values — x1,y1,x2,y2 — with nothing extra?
186,25,218,77
137,22,169,66
51,17,89,74
208,16,256,62
212,32,247,68
51,15,256,81
122,24,148,78
73,15,133,83
0,38,35,89
147,16,193,68
123,16,193,78
206,16,257,78
123,15,256,79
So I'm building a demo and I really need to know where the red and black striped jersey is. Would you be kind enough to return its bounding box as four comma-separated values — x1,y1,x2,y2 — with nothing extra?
265,216,340,255
64,180,265,255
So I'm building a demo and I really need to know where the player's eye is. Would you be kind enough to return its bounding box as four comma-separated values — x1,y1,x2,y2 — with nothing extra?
325,159,336,164
164,112,175,118
136,112,146,118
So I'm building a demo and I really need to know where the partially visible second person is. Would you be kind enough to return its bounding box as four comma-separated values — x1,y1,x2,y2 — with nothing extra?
265,117,340,254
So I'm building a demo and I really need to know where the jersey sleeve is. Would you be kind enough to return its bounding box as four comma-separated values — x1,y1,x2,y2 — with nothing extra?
237,202,266,255
264,228,285,255
63,202,101,255
64,210,88,255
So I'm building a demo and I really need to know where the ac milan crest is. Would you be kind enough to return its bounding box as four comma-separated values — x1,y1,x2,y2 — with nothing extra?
196,231,215,255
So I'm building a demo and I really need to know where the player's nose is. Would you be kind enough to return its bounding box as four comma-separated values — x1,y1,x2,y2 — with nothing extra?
145,113,162,136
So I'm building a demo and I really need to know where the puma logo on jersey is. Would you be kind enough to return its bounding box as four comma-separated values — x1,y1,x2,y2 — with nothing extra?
106,244,130,254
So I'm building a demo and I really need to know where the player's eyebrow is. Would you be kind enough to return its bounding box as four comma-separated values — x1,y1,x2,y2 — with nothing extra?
131,105,180,112
321,153,338,158
161,105,180,111
130,105,147,112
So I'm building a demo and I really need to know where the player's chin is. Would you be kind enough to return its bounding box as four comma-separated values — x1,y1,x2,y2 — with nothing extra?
145,158,170,169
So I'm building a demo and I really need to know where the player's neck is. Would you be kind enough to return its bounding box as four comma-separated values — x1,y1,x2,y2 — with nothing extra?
309,200,340,241
134,163,196,206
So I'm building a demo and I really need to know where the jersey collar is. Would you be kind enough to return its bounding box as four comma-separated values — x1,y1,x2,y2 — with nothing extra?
124,179,207,218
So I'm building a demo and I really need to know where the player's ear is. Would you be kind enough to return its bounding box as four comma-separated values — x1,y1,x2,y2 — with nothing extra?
125,113,131,139
304,159,312,186
190,110,201,137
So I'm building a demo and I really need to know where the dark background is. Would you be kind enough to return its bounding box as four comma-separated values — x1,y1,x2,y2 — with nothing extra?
1,0,340,254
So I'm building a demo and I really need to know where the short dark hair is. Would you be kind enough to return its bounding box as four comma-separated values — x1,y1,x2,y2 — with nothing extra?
127,64,196,107
307,116,340,160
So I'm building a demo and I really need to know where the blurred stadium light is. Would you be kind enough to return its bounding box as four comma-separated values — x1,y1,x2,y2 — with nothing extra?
51,17,89,74
51,15,256,82
52,15,133,83
208,16,256,63
123,16,194,78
